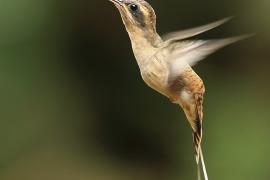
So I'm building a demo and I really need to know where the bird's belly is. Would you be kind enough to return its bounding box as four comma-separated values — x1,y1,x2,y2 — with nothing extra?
141,71,169,97
139,53,170,97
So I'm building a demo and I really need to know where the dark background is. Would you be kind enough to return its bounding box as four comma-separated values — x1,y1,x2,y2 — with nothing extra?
0,0,269,179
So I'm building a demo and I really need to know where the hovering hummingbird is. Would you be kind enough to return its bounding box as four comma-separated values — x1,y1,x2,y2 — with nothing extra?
109,0,249,179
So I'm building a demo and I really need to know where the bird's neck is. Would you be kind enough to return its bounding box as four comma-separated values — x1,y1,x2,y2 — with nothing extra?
127,28,163,68
128,27,162,46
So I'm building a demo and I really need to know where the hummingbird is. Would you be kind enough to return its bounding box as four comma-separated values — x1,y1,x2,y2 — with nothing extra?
109,0,249,179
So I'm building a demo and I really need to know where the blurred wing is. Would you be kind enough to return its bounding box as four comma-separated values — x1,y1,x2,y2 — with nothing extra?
168,35,251,80
162,17,233,41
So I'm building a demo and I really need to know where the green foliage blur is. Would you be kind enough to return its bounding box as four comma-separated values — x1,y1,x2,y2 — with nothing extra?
0,0,269,179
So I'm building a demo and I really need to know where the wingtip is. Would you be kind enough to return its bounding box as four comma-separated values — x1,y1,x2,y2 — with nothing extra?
218,16,234,24
162,16,235,41
206,16,234,28
227,33,256,44
240,33,256,40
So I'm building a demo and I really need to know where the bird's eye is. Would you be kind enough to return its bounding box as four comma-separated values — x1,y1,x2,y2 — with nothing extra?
129,4,138,12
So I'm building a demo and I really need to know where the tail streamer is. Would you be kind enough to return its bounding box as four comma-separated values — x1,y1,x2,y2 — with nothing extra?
197,147,208,180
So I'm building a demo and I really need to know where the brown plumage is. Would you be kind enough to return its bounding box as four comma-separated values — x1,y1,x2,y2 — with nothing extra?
110,0,250,179
173,67,205,164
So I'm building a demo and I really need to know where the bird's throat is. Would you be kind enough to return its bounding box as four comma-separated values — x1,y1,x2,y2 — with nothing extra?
128,27,162,47
128,30,162,68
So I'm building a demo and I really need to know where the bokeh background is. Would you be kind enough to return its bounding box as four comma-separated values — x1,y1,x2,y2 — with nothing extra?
0,0,269,179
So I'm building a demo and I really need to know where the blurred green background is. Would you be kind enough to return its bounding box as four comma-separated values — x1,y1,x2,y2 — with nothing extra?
0,0,269,179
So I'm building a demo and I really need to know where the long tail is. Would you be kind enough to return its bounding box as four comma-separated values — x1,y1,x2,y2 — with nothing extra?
179,92,209,179
193,94,208,180
199,147,208,180
193,130,202,164
193,132,208,180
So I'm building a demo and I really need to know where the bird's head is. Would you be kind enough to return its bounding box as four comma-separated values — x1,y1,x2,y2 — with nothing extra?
109,0,157,34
